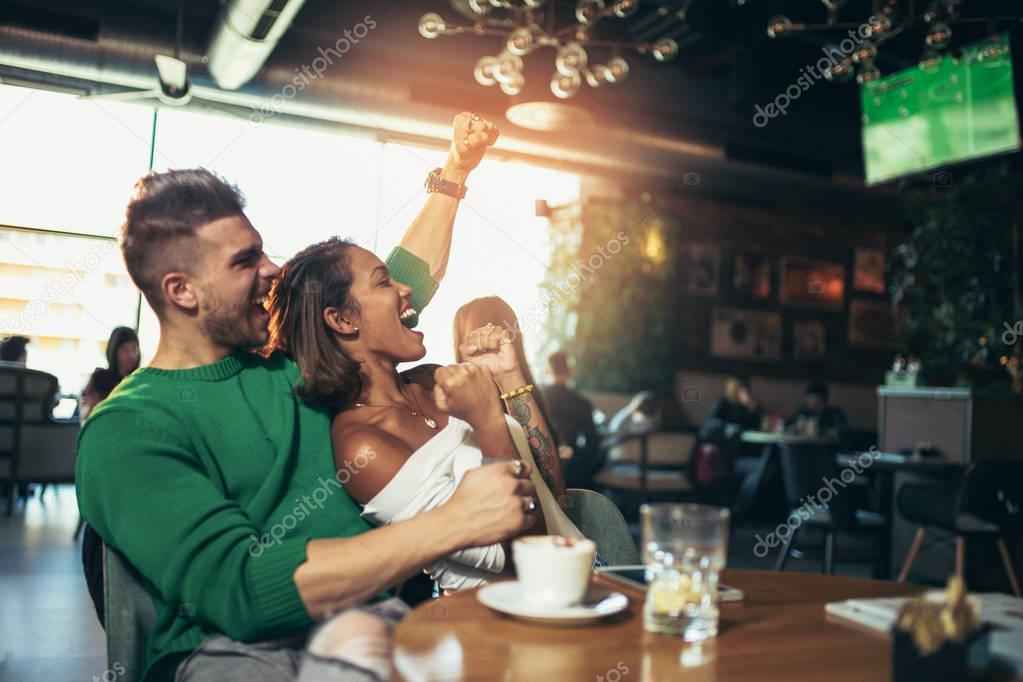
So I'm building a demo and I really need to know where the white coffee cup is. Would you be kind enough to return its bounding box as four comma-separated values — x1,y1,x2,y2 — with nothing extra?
512,535,596,609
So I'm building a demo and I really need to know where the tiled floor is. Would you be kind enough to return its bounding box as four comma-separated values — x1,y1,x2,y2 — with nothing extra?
0,487,877,681
0,486,106,682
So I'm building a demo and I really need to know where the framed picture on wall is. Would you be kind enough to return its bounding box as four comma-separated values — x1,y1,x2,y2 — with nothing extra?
793,320,826,361
710,307,782,362
779,257,845,310
848,299,903,349
733,251,771,300
854,247,886,293
679,243,720,296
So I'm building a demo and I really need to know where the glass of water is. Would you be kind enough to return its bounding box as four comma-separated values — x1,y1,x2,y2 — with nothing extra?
640,503,730,641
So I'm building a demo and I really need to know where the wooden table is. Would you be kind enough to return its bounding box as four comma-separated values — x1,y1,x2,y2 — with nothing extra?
393,569,920,681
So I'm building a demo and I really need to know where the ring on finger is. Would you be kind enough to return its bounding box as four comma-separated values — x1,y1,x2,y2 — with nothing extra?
523,497,538,514
463,137,471,148
471,112,481,121
511,460,524,477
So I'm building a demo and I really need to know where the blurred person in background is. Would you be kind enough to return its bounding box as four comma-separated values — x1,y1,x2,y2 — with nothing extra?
541,350,601,489
607,390,662,435
694,377,760,505
707,376,761,432
79,326,140,421
787,380,847,436
1,334,59,408
0,335,29,364
453,296,565,498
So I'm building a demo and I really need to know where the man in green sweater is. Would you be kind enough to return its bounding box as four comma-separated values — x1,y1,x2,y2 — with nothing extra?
76,113,537,682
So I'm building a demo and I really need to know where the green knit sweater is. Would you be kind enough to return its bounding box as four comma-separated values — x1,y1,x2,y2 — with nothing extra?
76,247,437,682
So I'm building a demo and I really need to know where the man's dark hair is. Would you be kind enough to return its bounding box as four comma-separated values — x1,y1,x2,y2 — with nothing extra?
121,168,246,315
806,380,829,400
0,335,29,362
548,350,570,376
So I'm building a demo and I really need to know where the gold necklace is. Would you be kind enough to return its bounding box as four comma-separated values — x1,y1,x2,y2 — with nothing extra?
353,387,437,429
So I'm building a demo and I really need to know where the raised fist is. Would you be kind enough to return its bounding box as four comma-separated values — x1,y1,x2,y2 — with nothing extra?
458,323,519,382
448,111,499,174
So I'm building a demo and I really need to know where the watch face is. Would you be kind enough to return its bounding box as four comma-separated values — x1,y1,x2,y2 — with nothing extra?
425,169,464,197
425,169,442,192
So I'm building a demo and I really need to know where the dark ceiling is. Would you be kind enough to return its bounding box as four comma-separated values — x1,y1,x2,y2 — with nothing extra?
2,0,1022,200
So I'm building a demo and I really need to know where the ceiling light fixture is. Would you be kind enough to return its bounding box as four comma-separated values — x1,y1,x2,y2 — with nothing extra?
417,0,681,100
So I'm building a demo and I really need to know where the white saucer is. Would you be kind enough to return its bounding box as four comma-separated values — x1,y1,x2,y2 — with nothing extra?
477,581,629,626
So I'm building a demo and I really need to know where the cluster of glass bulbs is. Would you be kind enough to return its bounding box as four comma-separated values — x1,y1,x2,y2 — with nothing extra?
766,0,962,86
417,0,680,100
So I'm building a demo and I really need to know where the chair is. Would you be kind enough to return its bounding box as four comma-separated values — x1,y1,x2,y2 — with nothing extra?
774,442,886,575
562,488,640,565
896,477,1022,596
104,542,158,682
592,431,694,505
0,362,78,514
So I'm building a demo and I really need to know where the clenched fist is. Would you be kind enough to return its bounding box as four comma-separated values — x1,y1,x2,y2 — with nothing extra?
458,323,520,383
448,111,499,174
444,460,537,547
433,363,503,429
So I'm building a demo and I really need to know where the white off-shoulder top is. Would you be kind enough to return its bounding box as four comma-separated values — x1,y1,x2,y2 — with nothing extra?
360,414,583,592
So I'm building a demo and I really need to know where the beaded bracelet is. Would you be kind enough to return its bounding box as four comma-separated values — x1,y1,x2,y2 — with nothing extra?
500,383,534,400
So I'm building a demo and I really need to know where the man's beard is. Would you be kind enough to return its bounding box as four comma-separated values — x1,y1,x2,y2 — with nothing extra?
199,290,264,351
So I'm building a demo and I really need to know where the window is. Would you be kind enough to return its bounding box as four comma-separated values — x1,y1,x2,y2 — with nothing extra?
0,226,137,394
1,81,579,399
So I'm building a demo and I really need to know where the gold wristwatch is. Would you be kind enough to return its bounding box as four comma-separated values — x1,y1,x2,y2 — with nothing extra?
424,168,468,199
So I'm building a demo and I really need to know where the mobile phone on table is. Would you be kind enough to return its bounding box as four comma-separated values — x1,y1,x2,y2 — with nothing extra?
595,565,745,602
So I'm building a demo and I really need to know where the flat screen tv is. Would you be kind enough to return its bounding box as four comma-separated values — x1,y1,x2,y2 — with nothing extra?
861,33,1021,186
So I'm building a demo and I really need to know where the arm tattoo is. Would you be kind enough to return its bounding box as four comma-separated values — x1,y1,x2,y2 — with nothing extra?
528,425,558,493
510,394,558,492
509,393,531,426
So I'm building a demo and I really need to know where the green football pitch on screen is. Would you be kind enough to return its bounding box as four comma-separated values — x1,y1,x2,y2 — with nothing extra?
861,33,1021,186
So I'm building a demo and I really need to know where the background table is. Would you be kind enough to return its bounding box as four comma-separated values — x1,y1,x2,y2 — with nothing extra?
393,569,920,681
740,431,839,446
732,432,839,521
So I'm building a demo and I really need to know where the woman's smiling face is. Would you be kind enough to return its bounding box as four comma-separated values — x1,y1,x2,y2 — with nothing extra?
344,246,426,363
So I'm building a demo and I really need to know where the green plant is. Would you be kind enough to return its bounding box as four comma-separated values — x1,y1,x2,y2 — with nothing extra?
888,163,1023,384
541,199,682,395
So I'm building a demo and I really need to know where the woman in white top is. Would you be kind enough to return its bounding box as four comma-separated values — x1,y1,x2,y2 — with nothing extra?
266,238,576,591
